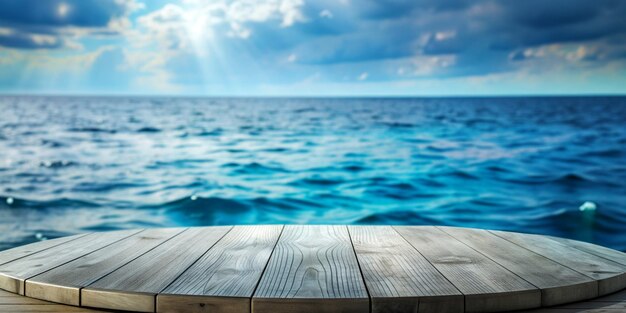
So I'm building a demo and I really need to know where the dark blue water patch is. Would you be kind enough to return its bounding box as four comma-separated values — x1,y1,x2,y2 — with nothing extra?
68,127,117,134
147,159,212,169
39,160,78,169
355,210,443,225
291,176,346,187
40,139,66,148
1,196,100,209
196,128,224,136
155,196,252,225
342,164,367,172
71,182,147,193
222,162,289,175
262,147,289,153
581,149,623,158
136,127,162,133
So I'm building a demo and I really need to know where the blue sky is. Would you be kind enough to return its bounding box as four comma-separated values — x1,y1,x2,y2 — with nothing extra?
1,0,625,96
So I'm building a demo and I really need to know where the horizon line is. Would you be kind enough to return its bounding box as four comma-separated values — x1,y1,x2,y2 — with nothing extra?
1,92,626,99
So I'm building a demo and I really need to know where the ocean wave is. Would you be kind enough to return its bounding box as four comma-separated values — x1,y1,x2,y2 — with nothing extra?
1,196,100,209
2,96,626,252
222,162,289,174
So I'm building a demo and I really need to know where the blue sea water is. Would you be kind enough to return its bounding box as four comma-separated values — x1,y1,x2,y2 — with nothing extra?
1,96,625,251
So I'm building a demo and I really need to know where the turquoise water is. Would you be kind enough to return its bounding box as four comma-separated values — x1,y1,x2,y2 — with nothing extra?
1,96,625,251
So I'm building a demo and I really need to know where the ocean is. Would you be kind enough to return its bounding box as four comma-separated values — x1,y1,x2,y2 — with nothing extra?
1,96,625,251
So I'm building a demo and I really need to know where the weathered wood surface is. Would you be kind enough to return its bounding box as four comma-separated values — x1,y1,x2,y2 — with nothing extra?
491,230,626,296
82,226,232,312
517,288,626,313
349,225,463,313
439,226,598,306
158,225,283,313
0,234,87,267
395,226,541,312
0,288,111,312
26,228,185,306
548,236,626,267
253,225,368,313
4,286,626,313
0,230,139,295
0,226,625,313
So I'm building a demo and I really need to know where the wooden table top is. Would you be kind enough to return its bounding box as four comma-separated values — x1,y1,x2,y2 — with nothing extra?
0,225,625,313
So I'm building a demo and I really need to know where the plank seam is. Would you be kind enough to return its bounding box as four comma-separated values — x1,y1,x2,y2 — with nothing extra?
249,225,285,312
487,229,616,297
391,226,466,312
0,233,92,267
544,236,626,267
156,225,235,295
77,228,191,307
21,229,144,296
345,226,372,313
436,227,544,303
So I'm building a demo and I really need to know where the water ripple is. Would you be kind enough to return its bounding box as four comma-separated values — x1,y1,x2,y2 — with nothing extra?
1,96,625,251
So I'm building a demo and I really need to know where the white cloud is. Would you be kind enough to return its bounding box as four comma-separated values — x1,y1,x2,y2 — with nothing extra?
319,9,333,19
435,30,455,41
358,72,368,80
287,53,297,62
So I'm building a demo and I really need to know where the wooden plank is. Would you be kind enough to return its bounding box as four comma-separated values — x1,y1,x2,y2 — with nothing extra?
394,226,540,313
0,234,88,266
548,236,626,267
158,225,283,313
25,228,185,306
348,225,463,313
82,226,232,312
0,293,51,305
0,305,102,312
0,291,109,312
252,225,368,313
491,230,626,296
439,226,598,306
0,229,139,295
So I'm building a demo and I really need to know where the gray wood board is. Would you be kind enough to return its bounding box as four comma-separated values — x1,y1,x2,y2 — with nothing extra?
82,226,232,312
491,230,626,296
25,228,185,305
395,226,540,313
0,234,88,267
349,225,463,313
0,229,140,295
439,226,598,306
252,225,368,313
158,225,283,313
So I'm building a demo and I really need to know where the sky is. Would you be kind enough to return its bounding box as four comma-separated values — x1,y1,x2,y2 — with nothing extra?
0,0,626,96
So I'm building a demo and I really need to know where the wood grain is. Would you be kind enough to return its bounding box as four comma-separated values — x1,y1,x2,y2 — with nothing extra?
252,225,368,313
0,234,88,267
491,230,626,296
349,225,463,313
25,228,185,305
395,226,540,313
0,229,139,295
158,225,282,313
547,236,626,267
1,226,625,313
440,226,598,306
0,289,109,312
82,226,232,312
